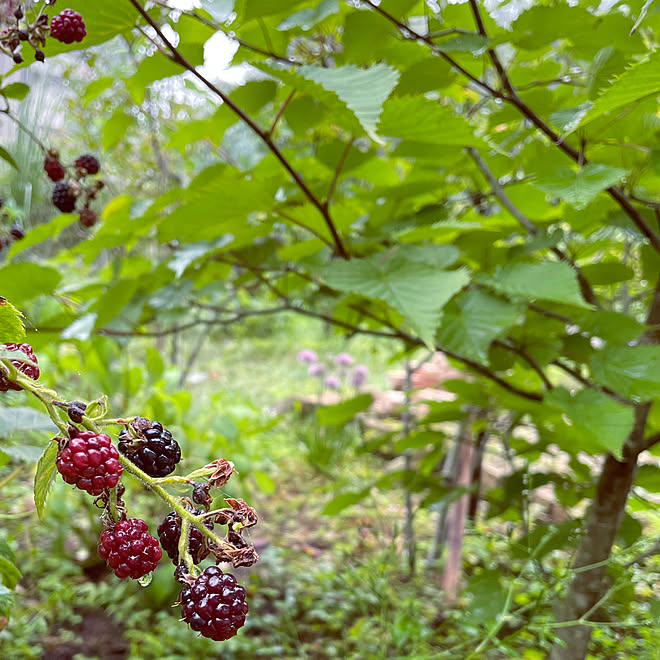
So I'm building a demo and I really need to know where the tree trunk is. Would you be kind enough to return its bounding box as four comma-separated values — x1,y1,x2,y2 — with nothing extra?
549,405,649,660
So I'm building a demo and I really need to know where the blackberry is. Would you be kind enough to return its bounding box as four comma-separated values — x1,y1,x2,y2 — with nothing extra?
56,430,122,496
98,518,162,579
79,208,98,227
35,49,45,63
9,224,25,240
118,418,181,478
74,154,100,175
50,9,86,44
44,154,66,182
52,182,76,213
158,509,214,564
0,342,39,391
178,566,248,641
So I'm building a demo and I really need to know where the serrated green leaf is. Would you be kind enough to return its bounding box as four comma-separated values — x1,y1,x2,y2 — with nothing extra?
297,64,400,142
438,290,521,362
0,298,25,343
317,394,373,427
325,249,470,347
322,490,369,516
477,262,589,308
0,407,57,436
590,345,660,401
34,441,59,519
534,164,628,209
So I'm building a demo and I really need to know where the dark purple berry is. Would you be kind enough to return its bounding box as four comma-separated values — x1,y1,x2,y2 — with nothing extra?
44,154,66,182
158,509,214,564
9,224,24,240
74,154,100,175
52,182,76,213
79,208,97,227
118,418,181,478
178,566,249,641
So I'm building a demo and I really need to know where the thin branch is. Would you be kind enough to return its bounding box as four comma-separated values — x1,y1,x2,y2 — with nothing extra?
275,210,335,247
326,138,354,207
268,91,295,137
467,147,600,308
128,0,349,260
0,107,46,152
494,339,553,390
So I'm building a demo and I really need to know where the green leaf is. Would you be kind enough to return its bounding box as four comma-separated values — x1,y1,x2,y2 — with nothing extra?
241,0,307,21
0,146,18,171
1,82,29,101
103,111,133,150
8,214,78,258
0,407,57,436
34,441,59,519
477,262,588,308
379,96,479,145
325,249,470,347
253,469,276,494
438,290,521,362
0,583,13,619
437,33,489,54
277,0,339,31
0,263,61,305
0,557,21,590
322,490,369,516
580,262,634,285
546,387,634,458
590,345,660,401
297,64,400,141
0,298,25,343
635,465,660,492
61,313,98,341
1,445,48,463
317,393,373,426
394,430,445,453
534,164,629,209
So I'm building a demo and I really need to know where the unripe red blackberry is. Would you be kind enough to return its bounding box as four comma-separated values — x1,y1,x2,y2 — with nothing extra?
79,208,98,227
118,418,181,478
157,509,214,564
56,430,122,495
74,154,100,175
98,518,162,579
179,566,248,641
52,182,76,213
0,342,39,391
50,9,86,44
44,154,66,182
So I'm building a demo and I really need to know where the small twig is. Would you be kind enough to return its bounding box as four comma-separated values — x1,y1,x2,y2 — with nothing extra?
268,91,295,138
325,138,354,208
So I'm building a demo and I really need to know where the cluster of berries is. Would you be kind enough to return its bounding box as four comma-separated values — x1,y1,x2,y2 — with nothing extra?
44,150,103,227
0,194,26,251
0,345,257,642
0,5,86,64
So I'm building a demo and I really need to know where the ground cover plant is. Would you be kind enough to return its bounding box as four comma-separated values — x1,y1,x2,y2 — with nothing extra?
2,1,660,658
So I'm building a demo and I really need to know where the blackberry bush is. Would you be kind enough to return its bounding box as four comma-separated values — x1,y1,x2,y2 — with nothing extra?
56,430,123,496
0,342,39,391
98,518,162,579
118,417,181,478
179,566,249,641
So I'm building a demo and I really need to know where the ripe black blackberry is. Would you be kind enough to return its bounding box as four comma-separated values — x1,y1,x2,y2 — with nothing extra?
118,418,181,477
0,342,39,391
50,9,86,44
158,508,214,564
9,224,25,240
56,430,123,496
179,566,249,641
74,154,100,175
44,154,66,182
52,182,76,213
79,208,98,227
98,518,162,579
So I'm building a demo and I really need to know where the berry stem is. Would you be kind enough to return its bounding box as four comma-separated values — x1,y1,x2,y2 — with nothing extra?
177,516,198,576
10,368,238,555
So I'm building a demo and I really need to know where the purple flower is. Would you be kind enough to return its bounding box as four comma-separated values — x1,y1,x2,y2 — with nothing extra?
297,349,318,364
308,363,327,378
334,352,354,367
324,375,341,390
351,365,369,387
